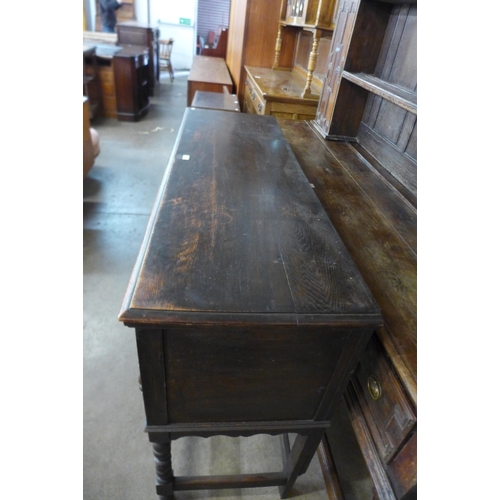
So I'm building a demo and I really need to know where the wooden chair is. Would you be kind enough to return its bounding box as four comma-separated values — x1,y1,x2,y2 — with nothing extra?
158,38,174,82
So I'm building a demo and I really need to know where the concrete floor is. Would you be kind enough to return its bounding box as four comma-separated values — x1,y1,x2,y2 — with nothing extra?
83,71,331,500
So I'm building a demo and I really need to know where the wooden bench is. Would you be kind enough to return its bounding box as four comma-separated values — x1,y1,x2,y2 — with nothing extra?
187,56,234,107
278,118,416,500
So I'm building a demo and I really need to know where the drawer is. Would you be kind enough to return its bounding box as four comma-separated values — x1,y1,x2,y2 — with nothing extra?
353,335,416,464
269,101,317,121
244,79,265,115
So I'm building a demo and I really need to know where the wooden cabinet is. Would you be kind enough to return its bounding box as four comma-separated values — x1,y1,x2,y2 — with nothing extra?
83,43,120,119
113,46,150,122
83,97,94,178
351,336,416,466
83,45,103,119
82,31,151,121
232,0,338,121
116,22,159,95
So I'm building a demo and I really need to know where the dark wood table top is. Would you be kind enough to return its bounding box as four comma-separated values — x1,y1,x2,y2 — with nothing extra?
119,109,381,328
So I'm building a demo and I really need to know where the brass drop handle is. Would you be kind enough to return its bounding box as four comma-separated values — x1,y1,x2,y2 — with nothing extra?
367,375,382,400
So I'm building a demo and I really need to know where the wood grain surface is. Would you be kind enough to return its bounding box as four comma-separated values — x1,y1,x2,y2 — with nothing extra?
119,109,381,326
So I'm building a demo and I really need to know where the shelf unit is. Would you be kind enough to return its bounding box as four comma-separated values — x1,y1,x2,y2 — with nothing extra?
314,0,417,137
273,0,339,97
313,0,417,197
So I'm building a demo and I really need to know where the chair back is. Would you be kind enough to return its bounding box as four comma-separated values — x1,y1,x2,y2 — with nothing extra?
159,38,174,60
158,38,175,82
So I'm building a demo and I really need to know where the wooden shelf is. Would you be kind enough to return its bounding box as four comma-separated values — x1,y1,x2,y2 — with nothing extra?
278,20,334,31
342,71,417,115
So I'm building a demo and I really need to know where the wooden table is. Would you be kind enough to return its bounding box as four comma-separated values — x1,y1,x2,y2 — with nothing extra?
119,109,382,499
187,56,233,106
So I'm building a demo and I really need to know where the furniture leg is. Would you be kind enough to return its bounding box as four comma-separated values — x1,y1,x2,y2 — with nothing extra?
279,428,326,499
152,440,174,499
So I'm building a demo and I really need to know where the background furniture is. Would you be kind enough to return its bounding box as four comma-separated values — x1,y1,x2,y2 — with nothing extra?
113,45,150,122
82,38,120,119
83,97,100,179
119,108,382,500
82,31,151,121
273,0,339,98
187,56,233,106
281,0,417,497
229,0,338,120
83,97,94,178
158,38,175,82
83,45,103,119
226,0,284,106
116,22,159,95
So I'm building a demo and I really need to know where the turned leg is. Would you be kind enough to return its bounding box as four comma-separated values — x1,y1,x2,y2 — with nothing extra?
151,439,174,499
273,26,283,69
279,428,325,499
301,30,321,98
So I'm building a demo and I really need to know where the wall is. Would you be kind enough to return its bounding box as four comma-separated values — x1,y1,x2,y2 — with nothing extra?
150,0,197,70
